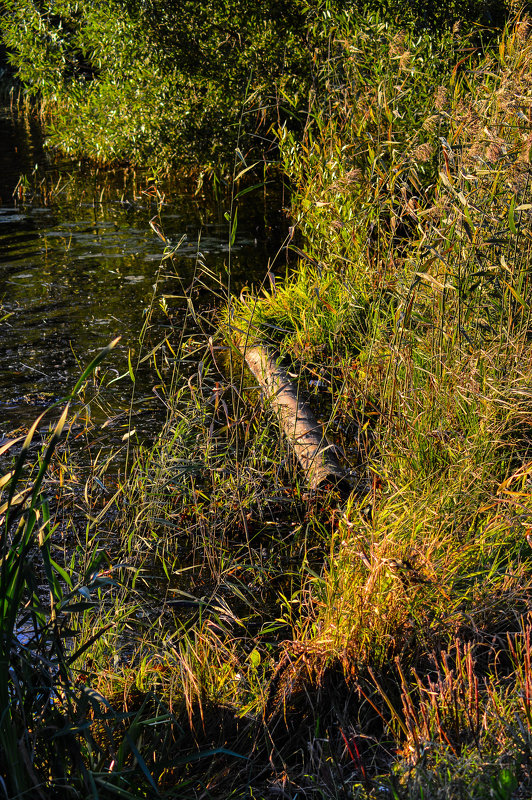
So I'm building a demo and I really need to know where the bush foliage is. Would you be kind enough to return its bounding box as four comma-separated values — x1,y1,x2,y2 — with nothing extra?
0,0,514,168
5,1,532,797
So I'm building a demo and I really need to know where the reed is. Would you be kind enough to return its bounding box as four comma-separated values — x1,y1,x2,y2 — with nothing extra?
4,6,532,799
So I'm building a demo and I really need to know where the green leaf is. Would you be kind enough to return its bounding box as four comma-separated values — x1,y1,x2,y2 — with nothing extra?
60,601,98,613
508,195,518,235
128,349,136,383
67,623,113,665
70,337,121,397
235,182,264,200
230,207,238,246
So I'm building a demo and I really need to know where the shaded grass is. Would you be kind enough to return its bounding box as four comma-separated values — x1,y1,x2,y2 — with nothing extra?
6,8,532,800
221,8,532,797
79,10,532,796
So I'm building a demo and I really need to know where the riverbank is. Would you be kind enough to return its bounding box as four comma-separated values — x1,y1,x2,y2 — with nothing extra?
2,4,532,799
226,9,532,797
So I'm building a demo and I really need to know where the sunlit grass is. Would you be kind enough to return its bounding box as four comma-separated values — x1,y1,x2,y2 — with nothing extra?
4,7,532,799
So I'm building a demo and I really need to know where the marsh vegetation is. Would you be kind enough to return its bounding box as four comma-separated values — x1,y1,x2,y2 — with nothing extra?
2,1,532,798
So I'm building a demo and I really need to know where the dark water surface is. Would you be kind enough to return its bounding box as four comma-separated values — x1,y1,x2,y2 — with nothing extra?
0,107,287,439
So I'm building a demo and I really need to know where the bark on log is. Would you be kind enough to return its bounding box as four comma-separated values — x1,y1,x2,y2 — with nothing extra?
239,340,352,493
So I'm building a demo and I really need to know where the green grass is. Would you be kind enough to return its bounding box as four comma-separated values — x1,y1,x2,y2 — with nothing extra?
4,7,532,799
224,8,532,796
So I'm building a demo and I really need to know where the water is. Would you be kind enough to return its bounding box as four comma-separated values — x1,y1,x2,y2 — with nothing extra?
0,106,288,439
0,106,293,667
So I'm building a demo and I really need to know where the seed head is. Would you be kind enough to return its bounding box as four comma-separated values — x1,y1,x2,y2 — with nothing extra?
467,141,484,161
390,30,407,57
486,141,503,163
399,51,412,72
435,86,448,111
519,132,532,163
413,143,434,162
345,168,362,184
516,15,531,40
423,115,439,132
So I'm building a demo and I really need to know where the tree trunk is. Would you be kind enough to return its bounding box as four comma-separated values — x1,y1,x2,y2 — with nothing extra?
239,341,351,493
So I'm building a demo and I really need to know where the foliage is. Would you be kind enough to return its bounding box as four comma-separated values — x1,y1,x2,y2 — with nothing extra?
0,339,172,797
4,2,532,798
0,0,515,169
0,0,311,168
228,9,532,795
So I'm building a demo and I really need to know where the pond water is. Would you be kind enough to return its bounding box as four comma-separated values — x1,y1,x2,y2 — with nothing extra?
0,106,288,441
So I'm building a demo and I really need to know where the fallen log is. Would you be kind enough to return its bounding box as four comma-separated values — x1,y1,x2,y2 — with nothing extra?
238,339,352,494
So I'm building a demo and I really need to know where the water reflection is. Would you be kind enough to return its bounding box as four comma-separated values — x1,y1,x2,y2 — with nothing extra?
0,106,288,435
